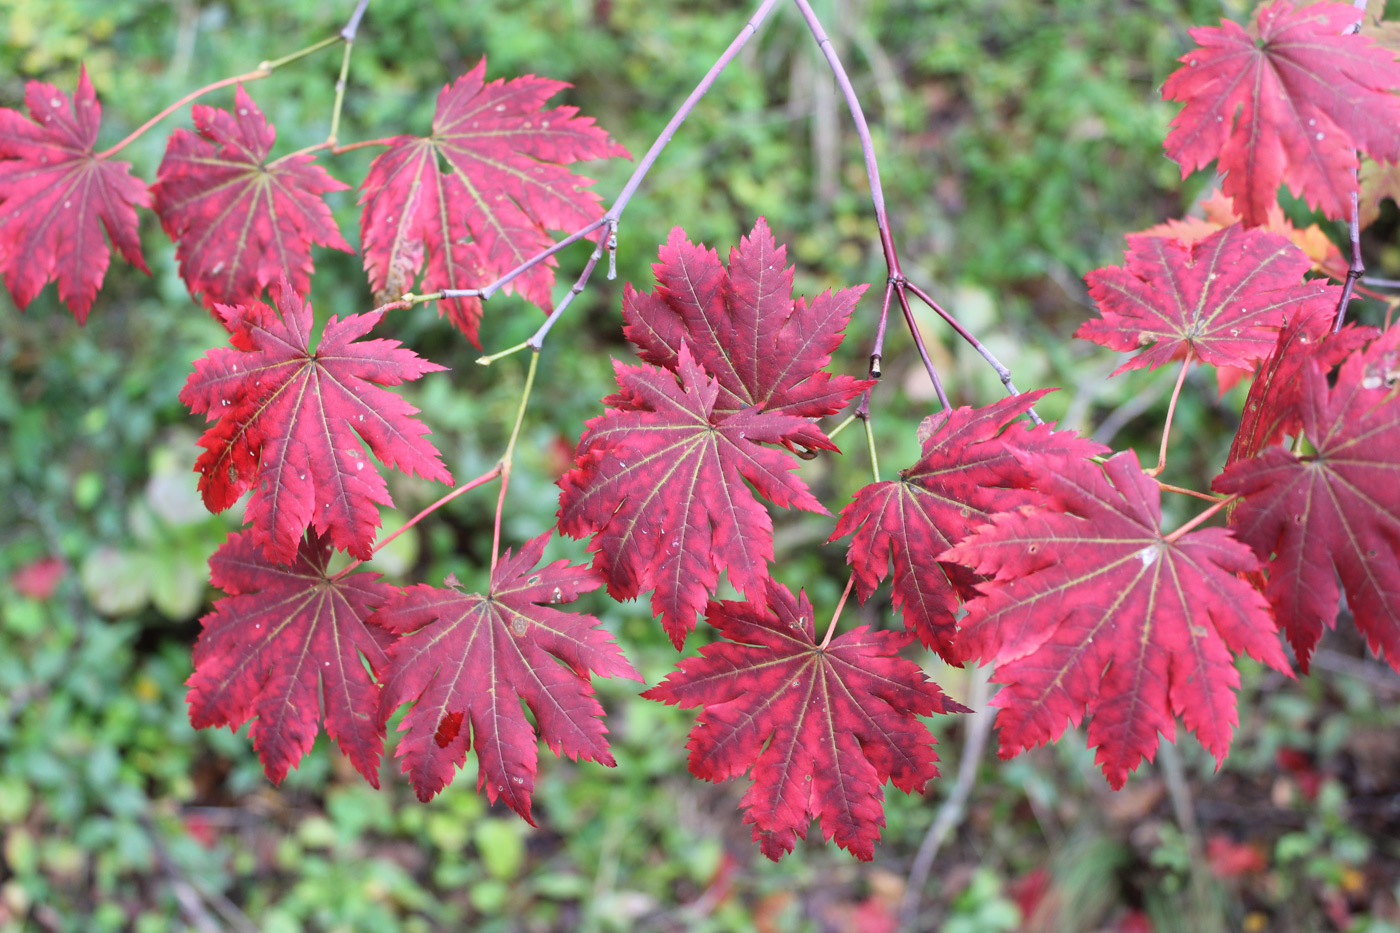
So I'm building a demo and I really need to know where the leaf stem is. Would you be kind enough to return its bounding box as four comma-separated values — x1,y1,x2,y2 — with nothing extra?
1150,348,1193,477
1155,481,1222,503
326,35,355,147
1163,493,1238,545
825,412,858,442
98,70,271,158
257,33,344,72
863,413,880,483
818,573,857,651
489,349,541,575
328,464,503,581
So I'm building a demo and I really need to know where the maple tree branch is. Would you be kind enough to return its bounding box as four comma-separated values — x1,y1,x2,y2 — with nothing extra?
98,71,271,158
789,0,899,276
1149,348,1193,477
1364,276,1400,288
870,279,894,379
900,665,993,931
258,33,345,72
903,280,1042,424
818,573,857,650
895,286,951,410
528,226,612,350
490,349,542,575
1333,190,1365,332
329,464,503,581
602,0,782,227
1163,493,1238,545
443,1,781,347
340,0,371,41
326,33,356,147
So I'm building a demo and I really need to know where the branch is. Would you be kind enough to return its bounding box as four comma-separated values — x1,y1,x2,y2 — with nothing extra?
790,0,1038,412
1333,190,1365,332
443,0,782,313
899,666,994,931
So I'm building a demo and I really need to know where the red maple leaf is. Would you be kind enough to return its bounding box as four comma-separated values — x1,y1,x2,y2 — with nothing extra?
151,86,351,309
830,391,1106,658
621,219,870,451
1162,0,1400,225
1078,226,1338,377
358,59,628,345
179,279,452,564
0,66,150,322
373,532,640,821
1215,331,1400,671
558,222,870,645
558,344,827,647
187,529,394,786
642,581,963,861
946,451,1290,789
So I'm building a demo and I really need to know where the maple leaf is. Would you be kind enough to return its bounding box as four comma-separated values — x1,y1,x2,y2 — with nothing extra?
946,451,1290,789
151,85,351,309
642,580,963,861
0,66,150,322
359,59,629,346
1162,1,1400,226
1078,226,1339,378
1215,332,1400,672
373,532,640,821
180,279,452,564
830,391,1106,657
188,529,394,786
558,344,827,647
621,219,870,451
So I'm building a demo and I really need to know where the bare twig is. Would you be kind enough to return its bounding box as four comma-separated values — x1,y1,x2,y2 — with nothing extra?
1334,191,1365,332
900,666,994,931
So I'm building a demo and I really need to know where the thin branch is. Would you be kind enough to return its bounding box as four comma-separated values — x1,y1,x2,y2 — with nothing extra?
900,665,994,931
904,280,1042,423
1334,190,1365,332
528,225,612,349
451,0,782,317
788,0,899,273
1364,276,1400,288
895,286,951,410
340,0,371,41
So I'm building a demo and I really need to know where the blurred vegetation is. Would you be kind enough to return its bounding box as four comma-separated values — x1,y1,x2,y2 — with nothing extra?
3,0,1400,930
